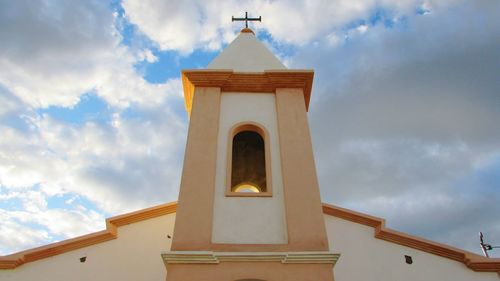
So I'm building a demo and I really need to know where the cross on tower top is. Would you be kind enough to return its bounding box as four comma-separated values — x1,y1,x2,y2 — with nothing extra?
232,11,261,29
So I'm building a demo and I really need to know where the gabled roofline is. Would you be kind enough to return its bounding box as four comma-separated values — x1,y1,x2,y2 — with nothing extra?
322,203,500,272
1,201,499,273
0,202,177,269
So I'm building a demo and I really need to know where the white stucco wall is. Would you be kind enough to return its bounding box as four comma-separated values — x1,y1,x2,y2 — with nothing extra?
0,213,175,281
211,92,288,244
324,215,499,281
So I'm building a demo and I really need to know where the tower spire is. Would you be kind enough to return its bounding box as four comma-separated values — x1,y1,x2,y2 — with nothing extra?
232,11,261,28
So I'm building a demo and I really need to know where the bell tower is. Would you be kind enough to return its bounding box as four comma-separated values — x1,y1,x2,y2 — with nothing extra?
163,27,338,281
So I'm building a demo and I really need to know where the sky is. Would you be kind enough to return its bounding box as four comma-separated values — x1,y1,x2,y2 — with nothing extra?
0,0,499,257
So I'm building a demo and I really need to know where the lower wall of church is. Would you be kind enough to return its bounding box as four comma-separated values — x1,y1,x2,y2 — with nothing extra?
325,215,499,281
0,214,175,281
2,211,499,281
166,262,334,281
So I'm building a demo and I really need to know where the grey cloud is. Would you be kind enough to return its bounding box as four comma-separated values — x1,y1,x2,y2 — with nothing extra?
291,2,500,254
303,4,500,144
68,105,187,213
317,139,474,202
0,0,115,63
0,0,166,108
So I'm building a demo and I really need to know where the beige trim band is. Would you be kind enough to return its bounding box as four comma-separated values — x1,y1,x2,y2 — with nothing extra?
182,70,314,115
162,251,340,266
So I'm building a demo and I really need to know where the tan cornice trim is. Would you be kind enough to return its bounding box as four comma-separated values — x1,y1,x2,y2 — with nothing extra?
161,251,340,266
108,202,177,227
181,69,314,115
322,203,500,272
2,201,499,274
0,202,177,269
283,252,340,264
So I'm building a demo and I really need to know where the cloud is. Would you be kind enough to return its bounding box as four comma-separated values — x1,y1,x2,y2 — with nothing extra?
121,0,463,53
0,97,186,213
0,209,50,255
0,0,114,107
289,1,500,253
122,0,236,53
0,92,187,254
319,139,474,201
0,0,187,254
0,0,176,109
0,188,106,254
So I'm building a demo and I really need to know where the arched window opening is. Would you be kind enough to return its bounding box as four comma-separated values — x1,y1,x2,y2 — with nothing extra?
231,129,267,193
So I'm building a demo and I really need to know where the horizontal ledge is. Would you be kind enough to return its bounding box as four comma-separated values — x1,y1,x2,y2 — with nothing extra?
181,69,314,115
161,251,340,266
225,192,273,197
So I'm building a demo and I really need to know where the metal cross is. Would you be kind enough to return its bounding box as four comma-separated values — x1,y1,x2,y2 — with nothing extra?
232,11,261,28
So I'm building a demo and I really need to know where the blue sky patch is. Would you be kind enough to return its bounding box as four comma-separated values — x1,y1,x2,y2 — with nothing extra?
140,49,218,84
37,94,111,125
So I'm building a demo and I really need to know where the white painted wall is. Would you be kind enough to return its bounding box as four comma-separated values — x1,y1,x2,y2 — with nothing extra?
324,215,499,281
2,211,498,280
211,92,288,244
0,213,175,281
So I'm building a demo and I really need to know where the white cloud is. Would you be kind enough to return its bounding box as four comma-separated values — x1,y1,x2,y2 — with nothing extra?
356,24,368,34
0,101,186,213
138,49,159,63
122,0,234,53
121,0,462,52
256,0,378,44
0,209,50,254
0,94,187,254
0,187,107,254
0,0,177,109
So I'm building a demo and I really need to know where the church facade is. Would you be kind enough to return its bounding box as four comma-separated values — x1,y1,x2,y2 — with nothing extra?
1,28,499,281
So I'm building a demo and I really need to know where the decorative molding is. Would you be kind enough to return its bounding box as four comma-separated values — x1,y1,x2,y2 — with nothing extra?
283,252,340,264
2,201,499,274
161,251,340,266
107,202,177,227
181,70,314,115
217,252,285,262
161,251,218,264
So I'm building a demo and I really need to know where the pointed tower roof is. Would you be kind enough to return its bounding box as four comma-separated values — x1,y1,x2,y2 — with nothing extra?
181,28,314,115
208,29,286,72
